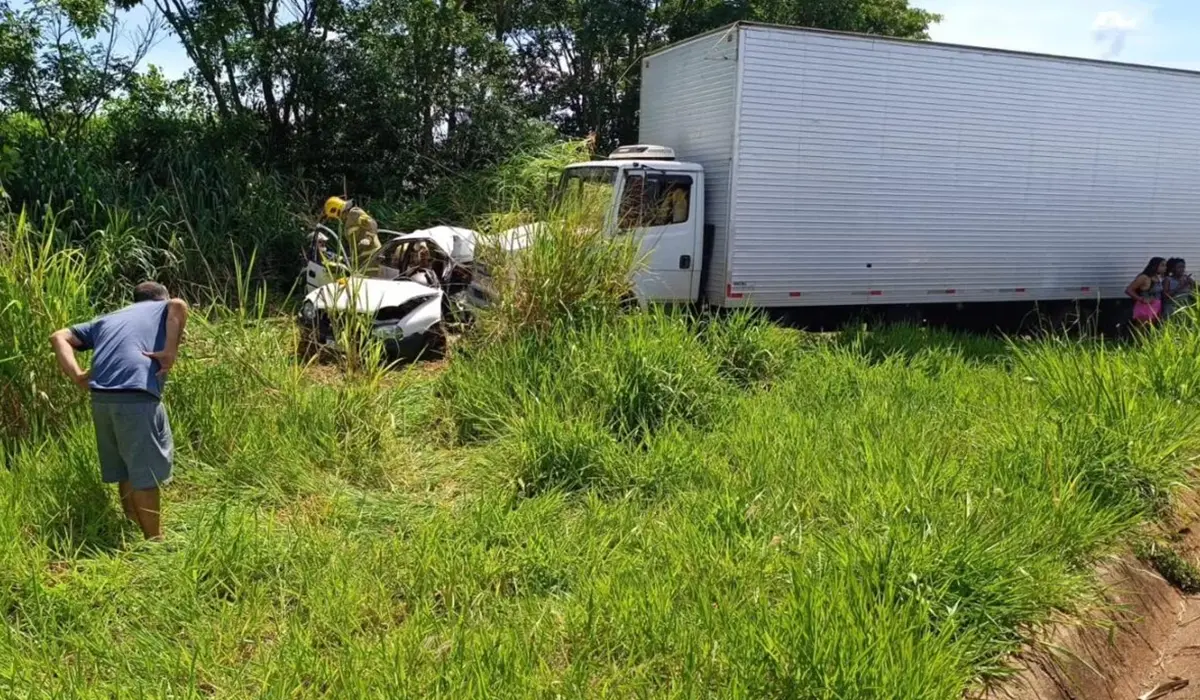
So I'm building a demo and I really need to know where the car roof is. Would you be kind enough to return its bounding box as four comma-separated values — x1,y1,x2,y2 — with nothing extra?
389,226,476,261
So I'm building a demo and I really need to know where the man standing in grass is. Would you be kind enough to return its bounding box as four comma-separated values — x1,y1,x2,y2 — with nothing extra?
49,282,189,541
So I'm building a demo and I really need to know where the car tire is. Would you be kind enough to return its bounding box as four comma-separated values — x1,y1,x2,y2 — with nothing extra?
425,323,448,359
297,325,323,360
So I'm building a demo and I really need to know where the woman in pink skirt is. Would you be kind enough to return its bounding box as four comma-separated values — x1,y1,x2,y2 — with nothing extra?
1126,257,1167,327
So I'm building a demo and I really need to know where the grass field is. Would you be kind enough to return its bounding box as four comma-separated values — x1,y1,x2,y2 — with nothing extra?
5,197,1200,697
5,299,1200,697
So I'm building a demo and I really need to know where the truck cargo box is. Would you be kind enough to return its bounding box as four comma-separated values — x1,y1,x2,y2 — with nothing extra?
639,23,1200,307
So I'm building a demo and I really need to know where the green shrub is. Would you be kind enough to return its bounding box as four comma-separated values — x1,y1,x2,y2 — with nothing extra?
589,312,725,442
507,407,622,496
1138,305,1200,402
1015,339,1199,514
436,330,561,443
702,309,795,387
441,311,737,448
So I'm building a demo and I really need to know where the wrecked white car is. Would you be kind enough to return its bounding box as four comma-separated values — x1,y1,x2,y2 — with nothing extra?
304,225,476,293
298,277,446,359
298,225,477,359
465,222,540,310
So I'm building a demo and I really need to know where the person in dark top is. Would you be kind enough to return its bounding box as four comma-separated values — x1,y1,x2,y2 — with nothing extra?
49,281,189,541
1163,258,1193,321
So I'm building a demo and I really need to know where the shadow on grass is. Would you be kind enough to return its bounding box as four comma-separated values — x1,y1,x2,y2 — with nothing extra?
38,469,130,557
6,442,131,557
834,323,1017,366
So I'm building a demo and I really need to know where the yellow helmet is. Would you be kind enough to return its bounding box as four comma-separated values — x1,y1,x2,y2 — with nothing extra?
323,196,348,220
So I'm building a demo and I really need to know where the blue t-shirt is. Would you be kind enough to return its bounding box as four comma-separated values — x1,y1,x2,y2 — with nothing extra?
70,300,169,398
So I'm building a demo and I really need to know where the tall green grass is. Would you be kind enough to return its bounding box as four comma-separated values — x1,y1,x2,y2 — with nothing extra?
3,133,302,300
439,310,790,445
6,184,1200,695
0,205,95,441
472,197,639,341
2,124,585,304
7,308,1198,696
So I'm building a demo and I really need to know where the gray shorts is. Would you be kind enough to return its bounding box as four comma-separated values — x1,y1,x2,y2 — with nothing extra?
91,392,174,491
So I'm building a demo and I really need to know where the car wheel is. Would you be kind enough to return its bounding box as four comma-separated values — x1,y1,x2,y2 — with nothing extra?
297,325,322,360
425,324,448,359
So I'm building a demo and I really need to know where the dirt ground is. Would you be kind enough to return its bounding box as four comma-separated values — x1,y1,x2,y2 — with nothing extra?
1139,523,1200,700
992,496,1200,700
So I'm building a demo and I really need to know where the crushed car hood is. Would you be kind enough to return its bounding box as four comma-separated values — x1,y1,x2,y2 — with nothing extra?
307,277,441,314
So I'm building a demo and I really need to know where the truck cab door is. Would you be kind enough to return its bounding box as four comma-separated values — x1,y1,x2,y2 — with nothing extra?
619,171,699,303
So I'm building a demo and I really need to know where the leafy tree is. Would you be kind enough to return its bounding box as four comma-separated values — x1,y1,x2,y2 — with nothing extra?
500,0,941,149
0,0,156,139
2,0,941,262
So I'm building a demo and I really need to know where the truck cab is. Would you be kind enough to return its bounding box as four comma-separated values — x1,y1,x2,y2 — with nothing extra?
575,145,705,303
470,145,707,307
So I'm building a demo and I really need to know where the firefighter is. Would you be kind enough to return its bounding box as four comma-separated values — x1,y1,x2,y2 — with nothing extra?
323,196,381,270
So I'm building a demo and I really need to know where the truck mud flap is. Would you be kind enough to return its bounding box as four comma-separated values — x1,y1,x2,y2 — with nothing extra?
697,223,716,305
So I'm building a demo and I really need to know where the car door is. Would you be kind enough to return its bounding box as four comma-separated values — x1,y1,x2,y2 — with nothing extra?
619,172,697,302
305,225,345,292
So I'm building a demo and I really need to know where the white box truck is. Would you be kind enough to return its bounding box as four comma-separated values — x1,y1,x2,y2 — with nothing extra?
473,22,1200,322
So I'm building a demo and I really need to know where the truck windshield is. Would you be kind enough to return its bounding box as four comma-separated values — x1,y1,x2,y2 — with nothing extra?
555,166,617,214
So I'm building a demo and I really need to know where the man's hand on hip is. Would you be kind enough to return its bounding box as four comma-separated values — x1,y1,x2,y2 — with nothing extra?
143,349,177,379
72,369,91,390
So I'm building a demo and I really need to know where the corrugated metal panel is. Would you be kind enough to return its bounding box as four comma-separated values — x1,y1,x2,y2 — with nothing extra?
729,25,1200,307
639,28,738,302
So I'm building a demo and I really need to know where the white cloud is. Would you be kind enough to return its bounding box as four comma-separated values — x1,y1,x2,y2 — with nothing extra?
918,0,1159,64
1092,10,1140,58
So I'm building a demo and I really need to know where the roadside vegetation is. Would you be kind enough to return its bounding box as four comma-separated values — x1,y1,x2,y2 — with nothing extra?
4,166,1200,696
12,0,1190,695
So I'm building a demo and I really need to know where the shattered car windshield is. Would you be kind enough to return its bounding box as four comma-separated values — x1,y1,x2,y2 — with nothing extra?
555,166,617,214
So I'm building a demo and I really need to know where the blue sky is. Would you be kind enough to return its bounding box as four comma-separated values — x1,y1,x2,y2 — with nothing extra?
918,0,1200,71
126,0,1200,80
110,4,186,78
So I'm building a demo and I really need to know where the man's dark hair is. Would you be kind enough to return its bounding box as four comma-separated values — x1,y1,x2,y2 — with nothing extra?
133,281,169,303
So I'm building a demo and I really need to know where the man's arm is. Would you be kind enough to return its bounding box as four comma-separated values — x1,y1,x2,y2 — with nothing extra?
49,329,91,390
144,298,189,378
